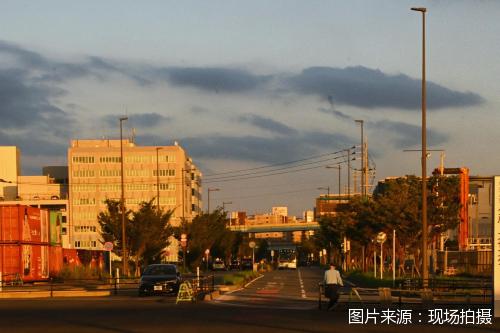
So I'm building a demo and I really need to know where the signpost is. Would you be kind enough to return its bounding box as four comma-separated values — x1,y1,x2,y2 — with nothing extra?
181,234,187,272
104,242,113,277
376,232,387,279
249,241,256,267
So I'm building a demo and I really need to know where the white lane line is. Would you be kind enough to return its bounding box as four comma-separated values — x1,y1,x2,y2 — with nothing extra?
297,268,307,299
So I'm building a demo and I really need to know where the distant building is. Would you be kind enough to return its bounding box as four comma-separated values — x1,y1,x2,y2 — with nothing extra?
272,206,288,217
0,146,20,200
229,211,246,226
68,139,202,250
314,194,349,219
303,210,314,222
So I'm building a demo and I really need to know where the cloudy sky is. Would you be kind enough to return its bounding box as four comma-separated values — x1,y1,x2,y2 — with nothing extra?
1,1,499,216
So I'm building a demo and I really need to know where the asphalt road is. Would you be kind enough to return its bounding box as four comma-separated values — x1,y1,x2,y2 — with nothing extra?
0,267,497,333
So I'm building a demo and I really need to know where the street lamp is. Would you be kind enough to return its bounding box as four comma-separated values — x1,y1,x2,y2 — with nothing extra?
326,165,341,198
317,186,330,197
207,188,220,214
155,147,163,214
411,6,429,286
181,168,191,222
355,120,365,198
119,116,128,276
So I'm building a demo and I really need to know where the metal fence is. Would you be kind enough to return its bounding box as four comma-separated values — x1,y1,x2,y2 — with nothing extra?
0,274,215,299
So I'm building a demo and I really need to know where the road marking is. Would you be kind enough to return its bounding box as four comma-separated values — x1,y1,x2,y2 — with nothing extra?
297,268,307,299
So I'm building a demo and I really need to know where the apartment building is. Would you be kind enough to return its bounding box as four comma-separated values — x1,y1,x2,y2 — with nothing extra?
68,139,202,250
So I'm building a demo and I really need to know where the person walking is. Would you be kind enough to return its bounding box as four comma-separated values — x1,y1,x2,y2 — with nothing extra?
324,262,343,310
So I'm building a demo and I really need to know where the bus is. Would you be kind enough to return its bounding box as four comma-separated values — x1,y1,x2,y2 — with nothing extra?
277,247,297,270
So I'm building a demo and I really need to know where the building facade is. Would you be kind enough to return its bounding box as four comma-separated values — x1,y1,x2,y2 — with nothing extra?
68,139,202,250
0,146,20,200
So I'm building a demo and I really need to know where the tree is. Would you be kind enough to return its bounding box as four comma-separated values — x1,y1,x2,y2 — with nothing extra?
183,208,236,269
98,199,173,276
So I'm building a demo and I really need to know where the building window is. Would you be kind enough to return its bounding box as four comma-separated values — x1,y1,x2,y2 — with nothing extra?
73,170,95,178
99,156,121,163
73,198,96,206
153,169,175,177
99,169,121,177
153,183,175,191
72,156,95,164
125,169,150,177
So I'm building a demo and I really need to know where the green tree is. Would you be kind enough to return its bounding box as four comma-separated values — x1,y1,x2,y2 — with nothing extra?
98,199,173,276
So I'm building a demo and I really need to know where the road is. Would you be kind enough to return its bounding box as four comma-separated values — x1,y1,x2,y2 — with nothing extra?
0,267,497,333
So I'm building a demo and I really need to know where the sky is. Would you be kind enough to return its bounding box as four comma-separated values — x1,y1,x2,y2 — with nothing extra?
0,1,499,216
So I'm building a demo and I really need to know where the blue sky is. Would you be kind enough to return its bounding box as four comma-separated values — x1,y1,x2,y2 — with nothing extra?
1,1,498,215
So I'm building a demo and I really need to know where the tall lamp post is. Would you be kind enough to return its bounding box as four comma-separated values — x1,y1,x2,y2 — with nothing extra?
411,6,428,286
354,120,365,198
326,165,341,198
181,168,191,222
155,147,162,214
207,188,220,213
119,116,128,276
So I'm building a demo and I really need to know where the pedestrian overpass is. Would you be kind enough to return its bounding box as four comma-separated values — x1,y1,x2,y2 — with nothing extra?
228,222,320,233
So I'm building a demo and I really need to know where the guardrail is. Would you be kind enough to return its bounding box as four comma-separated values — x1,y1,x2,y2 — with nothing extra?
318,278,493,310
0,274,216,299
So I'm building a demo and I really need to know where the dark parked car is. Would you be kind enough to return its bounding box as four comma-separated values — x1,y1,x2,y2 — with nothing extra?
138,264,181,296
241,258,253,270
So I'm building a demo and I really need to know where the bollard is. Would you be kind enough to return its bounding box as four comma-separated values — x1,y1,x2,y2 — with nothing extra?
197,266,200,291
115,268,120,295
318,283,322,310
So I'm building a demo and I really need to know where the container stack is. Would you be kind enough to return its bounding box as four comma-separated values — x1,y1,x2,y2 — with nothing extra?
0,205,50,282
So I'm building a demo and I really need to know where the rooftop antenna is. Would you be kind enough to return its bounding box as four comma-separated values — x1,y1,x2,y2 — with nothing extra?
131,127,136,143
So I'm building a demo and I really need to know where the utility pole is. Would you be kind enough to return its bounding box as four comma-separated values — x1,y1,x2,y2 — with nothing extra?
411,6,429,286
119,116,128,276
355,120,365,198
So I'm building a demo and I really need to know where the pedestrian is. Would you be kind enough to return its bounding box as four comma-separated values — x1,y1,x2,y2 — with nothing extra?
323,262,343,310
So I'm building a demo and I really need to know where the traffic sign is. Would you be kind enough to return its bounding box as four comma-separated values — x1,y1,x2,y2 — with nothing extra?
204,249,210,255
376,232,387,244
249,241,256,248
181,233,187,241
104,242,113,251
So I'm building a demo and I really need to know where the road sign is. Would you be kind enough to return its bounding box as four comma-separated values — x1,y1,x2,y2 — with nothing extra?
181,233,187,241
376,232,387,243
104,242,113,251
249,241,256,248
204,249,210,255
181,240,187,248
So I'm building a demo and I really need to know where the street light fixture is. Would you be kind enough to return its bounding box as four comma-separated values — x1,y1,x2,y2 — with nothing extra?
411,6,429,286
155,147,163,214
119,116,128,276
317,186,330,197
326,165,341,198
207,188,220,214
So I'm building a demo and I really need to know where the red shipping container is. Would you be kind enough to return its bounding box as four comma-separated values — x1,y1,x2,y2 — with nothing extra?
0,244,49,282
49,245,63,277
0,205,49,244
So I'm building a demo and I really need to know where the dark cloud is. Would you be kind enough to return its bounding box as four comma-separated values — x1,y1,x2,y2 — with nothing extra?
373,120,448,148
288,66,483,110
160,67,270,93
0,129,67,157
238,114,298,135
102,113,172,128
136,130,352,164
0,68,73,135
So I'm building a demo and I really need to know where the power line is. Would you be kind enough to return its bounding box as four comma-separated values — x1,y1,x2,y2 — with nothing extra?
203,148,348,178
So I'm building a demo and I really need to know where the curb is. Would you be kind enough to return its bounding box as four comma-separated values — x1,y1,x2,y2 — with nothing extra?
0,290,112,299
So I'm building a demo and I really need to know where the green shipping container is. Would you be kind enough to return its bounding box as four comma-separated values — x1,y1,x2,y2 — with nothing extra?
49,211,62,246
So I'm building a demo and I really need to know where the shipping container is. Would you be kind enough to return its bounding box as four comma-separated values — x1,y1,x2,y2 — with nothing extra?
62,248,105,270
0,244,49,282
49,245,63,276
0,205,50,244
